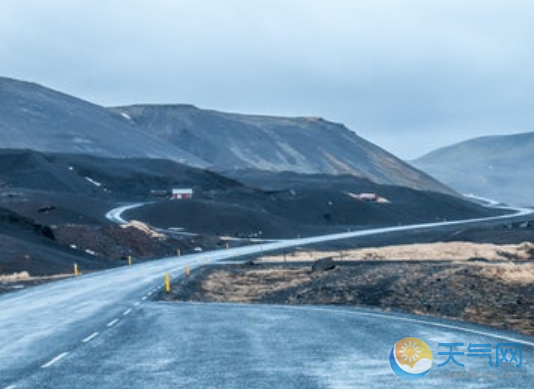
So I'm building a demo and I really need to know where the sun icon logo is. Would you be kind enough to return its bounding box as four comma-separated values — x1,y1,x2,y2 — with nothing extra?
389,337,433,381
400,340,422,363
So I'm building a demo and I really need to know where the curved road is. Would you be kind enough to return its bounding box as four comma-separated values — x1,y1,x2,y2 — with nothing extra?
1,203,533,388
8,303,534,388
105,203,147,225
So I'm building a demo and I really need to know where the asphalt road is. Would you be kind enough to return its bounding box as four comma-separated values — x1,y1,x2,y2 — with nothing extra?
1,203,533,388
105,203,147,224
6,303,534,388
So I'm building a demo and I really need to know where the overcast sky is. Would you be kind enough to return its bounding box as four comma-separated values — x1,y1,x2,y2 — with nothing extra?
1,0,534,159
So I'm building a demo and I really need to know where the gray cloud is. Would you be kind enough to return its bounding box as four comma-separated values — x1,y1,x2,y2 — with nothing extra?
1,0,534,158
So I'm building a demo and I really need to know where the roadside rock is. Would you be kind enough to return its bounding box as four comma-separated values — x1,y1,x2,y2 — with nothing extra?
311,257,336,272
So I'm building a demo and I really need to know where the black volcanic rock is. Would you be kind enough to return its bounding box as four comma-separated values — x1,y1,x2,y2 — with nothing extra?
0,77,205,166
111,104,455,195
412,131,534,205
0,149,242,200
312,257,336,272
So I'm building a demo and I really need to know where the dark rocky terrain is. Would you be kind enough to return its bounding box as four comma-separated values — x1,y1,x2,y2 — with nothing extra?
0,149,507,278
413,131,534,206
126,170,505,239
0,150,243,277
0,206,113,275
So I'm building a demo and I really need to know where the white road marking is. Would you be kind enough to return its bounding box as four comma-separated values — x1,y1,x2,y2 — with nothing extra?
141,296,147,301
123,309,132,316
41,352,69,368
272,305,534,348
134,301,141,307
107,319,120,327
82,332,99,343
3,385,17,389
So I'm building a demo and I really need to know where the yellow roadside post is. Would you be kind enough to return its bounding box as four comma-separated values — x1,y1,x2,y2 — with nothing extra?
226,242,229,249
74,263,79,277
128,255,132,266
164,272,171,293
177,249,181,257
185,265,190,278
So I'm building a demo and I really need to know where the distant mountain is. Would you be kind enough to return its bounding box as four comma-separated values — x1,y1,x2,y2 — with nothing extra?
111,104,455,195
412,131,534,205
0,77,205,166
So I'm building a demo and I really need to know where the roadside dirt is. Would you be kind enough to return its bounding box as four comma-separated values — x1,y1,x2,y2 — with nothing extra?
0,272,73,294
163,242,534,336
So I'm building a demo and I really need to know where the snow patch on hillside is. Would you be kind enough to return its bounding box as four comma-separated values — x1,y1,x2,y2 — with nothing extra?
85,177,102,187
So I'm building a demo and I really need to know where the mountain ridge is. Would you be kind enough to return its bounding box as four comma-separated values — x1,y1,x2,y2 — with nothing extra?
413,131,534,205
112,104,456,195
0,77,206,166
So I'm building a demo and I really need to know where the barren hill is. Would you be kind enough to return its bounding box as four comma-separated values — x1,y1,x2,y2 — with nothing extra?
112,104,455,195
0,77,205,166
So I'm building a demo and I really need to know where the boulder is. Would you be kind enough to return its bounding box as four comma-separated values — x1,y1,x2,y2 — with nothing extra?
312,257,336,272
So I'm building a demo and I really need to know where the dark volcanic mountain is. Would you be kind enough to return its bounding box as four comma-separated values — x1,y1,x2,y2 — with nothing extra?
111,104,455,195
0,77,205,166
412,131,534,205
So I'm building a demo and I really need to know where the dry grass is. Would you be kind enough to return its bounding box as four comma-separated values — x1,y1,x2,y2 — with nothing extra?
121,220,166,239
202,268,311,303
0,272,72,285
479,262,534,285
0,271,31,282
257,241,534,262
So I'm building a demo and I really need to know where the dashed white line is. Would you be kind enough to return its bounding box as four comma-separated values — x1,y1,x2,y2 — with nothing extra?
134,301,141,306
82,332,99,343
3,384,17,389
123,309,132,316
41,352,69,368
141,296,147,301
107,319,120,327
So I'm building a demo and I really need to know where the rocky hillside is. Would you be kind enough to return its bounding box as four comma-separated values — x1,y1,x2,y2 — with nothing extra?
1,76,457,196
112,104,455,195
413,131,534,205
0,77,205,166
